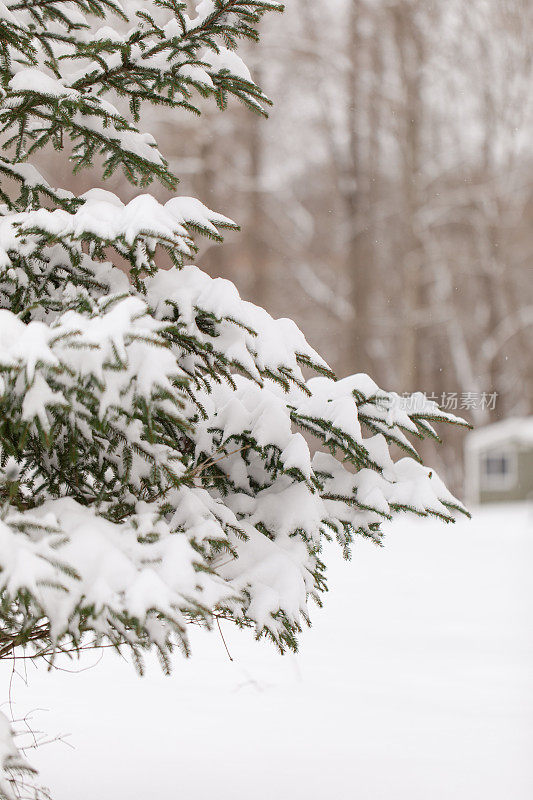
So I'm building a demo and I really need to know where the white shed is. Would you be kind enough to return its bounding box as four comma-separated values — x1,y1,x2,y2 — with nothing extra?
464,417,533,504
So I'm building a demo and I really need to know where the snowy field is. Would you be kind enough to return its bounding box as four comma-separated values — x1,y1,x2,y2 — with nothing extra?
3,504,532,800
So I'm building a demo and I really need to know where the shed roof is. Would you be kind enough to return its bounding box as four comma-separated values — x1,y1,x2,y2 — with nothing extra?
465,417,533,453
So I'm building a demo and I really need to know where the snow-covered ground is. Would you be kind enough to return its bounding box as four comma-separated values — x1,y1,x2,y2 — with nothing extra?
3,504,532,800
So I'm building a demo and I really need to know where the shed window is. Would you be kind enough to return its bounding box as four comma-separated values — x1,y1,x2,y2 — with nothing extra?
480,450,516,490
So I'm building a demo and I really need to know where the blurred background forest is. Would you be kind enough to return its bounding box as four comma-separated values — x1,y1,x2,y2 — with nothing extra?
42,0,533,494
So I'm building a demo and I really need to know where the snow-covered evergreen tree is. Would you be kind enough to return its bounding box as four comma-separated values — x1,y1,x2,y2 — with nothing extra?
0,0,469,791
